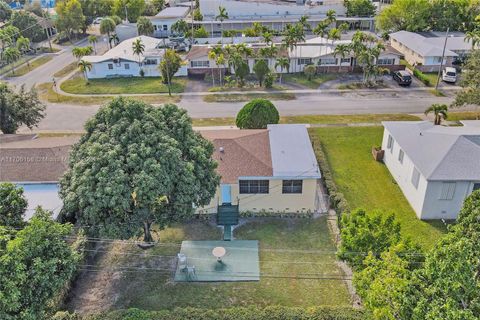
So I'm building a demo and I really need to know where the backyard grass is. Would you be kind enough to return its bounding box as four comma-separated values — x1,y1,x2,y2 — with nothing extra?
7,55,54,77
37,82,181,105
60,76,187,94
283,73,337,89
309,126,447,249
203,92,295,102
192,113,421,127
53,61,78,78
67,218,351,314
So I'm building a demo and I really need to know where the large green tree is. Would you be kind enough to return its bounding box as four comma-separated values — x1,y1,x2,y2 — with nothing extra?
344,0,376,17
136,16,154,35
55,0,86,41
113,0,145,22
0,183,27,229
235,99,280,129
376,0,430,32
60,99,220,242
0,1,12,22
0,208,80,320
0,83,45,134
9,11,46,43
453,49,480,117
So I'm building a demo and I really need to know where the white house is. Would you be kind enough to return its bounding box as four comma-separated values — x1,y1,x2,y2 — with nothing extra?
149,7,190,38
389,31,471,72
83,35,187,79
381,121,480,220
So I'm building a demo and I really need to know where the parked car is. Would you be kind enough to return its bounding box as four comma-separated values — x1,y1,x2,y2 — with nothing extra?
442,67,457,83
393,70,412,86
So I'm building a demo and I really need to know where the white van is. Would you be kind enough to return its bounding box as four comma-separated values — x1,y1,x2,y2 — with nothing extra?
442,67,457,83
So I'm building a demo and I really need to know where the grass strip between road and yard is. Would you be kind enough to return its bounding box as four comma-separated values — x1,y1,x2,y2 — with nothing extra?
7,55,54,77
192,113,421,127
60,76,187,94
37,82,181,105
203,92,295,102
208,84,287,92
283,73,338,89
309,126,447,249
53,61,79,78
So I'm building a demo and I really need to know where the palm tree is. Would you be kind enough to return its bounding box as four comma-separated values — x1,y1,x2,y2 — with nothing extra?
424,104,448,125
171,19,189,36
16,36,30,68
4,47,20,75
109,33,120,47
275,57,290,83
132,38,145,68
326,9,336,25
137,16,155,36
78,59,92,83
216,53,226,86
208,50,216,86
299,15,311,32
328,28,341,46
88,35,98,54
262,31,273,45
313,22,328,39
465,30,480,49
215,6,229,43
100,17,116,49
333,43,350,72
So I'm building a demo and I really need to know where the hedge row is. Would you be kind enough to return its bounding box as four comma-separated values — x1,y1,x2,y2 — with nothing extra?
309,132,350,214
413,69,431,86
240,210,314,218
85,306,366,320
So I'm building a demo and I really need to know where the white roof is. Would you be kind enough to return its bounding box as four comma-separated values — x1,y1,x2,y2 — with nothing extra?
390,31,470,57
383,121,480,181
267,124,321,178
83,36,164,63
288,37,350,58
154,7,190,18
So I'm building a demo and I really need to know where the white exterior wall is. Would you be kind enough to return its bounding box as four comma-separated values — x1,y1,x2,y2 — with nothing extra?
151,18,181,37
86,58,187,79
381,128,428,218
422,181,477,220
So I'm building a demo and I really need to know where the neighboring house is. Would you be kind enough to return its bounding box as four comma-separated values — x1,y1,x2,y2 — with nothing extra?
149,7,190,38
0,134,76,221
196,0,374,35
381,121,480,220
198,124,323,214
186,35,403,76
390,31,471,72
82,35,187,79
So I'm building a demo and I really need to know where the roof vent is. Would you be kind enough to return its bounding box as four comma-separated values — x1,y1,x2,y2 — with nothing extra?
219,147,225,153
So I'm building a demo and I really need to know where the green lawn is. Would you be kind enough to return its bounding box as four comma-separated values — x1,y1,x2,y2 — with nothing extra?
192,113,421,127
448,111,480,121
7,55,54,77
53,61,78,78
422,73,440,87
60,76,187,94
68,218,351,314
208,84,286,92
203,92,295,102
309,126,447,248
283,73,338,89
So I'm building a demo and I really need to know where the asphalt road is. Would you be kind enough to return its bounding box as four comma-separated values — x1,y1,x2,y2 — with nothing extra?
22,93,454,133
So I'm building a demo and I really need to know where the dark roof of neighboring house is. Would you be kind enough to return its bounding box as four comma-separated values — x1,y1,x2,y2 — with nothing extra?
200,129,273,184
0,135,79,182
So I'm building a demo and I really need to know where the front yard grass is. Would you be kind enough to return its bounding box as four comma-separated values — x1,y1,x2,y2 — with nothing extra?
203,92,295,102
283,73,337,89
67,218,351,314
37,82,181,105
6,55,53,77
60,76,187,94
448,111,480,121
192,113,421,127
309,126,447,249
208,84,287,92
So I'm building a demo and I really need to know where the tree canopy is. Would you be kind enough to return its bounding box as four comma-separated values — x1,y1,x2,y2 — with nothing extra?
159,48,182,85
0,83,45,134
113,0,145,22
344,0,376,17
55,0,86,41
252,59,269,87
9,11,46,43
60,99,220,242
0,183,27,229
453,49,480,117
235,99,280,129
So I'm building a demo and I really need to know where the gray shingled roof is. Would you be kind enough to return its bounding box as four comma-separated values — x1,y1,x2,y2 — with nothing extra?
382,121,480,181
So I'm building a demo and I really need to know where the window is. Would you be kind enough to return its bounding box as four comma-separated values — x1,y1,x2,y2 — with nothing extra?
378,58,395,65
239,180,269,194
144,59,157,65
108,64,113,70
318,58,337,65
297,58,312,65
282,180,303,194
191,60,210,68
439,182,456,200
387,135,394,153
340,58,351,64
411,167,420,189
473,183,480,192
124,63,130,70
398,149,404,164
163,25,168,31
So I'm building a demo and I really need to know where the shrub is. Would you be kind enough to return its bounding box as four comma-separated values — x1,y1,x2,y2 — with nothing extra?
304,64,317,81
264,72,275,88
235,99,279,129
253,59,269,86
413,69,431,86
90,306,367,320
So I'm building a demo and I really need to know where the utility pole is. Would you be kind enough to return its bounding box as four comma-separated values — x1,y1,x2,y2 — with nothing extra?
435,27,449,91
124,5,128,23
42,9,53,52
162,38,172,96
190,0,194,46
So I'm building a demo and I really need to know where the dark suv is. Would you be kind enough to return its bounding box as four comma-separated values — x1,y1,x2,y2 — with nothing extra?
393,70,412,86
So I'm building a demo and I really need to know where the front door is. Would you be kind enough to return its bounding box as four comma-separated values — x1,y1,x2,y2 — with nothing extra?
221,184,231,204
